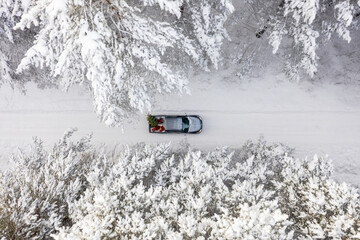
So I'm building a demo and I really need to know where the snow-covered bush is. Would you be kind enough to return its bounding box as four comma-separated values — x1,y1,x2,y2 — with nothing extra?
0,0,234,127
0,133,359,239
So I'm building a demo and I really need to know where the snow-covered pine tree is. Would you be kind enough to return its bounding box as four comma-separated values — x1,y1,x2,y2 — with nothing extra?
0,0,28,42
1,133,359,239
240,139,360,238
235,0,360,81
0,0,25,87
275,155,360,239
0,129,100,239
0,50,12,87
0,0,55,90
7,0,233,127
53,142,293,239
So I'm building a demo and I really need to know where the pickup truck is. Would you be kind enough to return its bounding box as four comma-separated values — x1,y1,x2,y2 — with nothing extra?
149,115,202,134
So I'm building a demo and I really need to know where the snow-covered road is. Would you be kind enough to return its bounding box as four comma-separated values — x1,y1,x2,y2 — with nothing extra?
0,72,360,185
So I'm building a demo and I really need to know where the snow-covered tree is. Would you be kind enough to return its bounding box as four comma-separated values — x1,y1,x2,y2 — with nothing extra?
1,133,359,239
6,0,233,127
0,0,55,90
0,129,100,239
0,0,29,42
0,0,23,86
241,139,360,239
52,143,291,239
232,0,360,81
0,50,12,87
271,0,358,79
275,155,360,239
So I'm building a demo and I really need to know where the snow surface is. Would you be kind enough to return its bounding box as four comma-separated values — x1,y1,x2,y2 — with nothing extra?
0,67,360,186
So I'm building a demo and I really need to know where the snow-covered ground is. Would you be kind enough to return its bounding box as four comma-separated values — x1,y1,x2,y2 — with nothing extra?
0,67,360,186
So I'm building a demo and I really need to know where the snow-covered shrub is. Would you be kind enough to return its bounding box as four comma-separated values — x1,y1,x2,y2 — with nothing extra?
0,133,359,239
1,0,233,127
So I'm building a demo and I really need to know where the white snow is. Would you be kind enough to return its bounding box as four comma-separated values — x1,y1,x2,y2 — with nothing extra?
0,66,359,186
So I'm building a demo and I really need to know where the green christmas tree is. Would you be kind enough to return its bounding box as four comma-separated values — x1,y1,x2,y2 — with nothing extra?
147,114,158,128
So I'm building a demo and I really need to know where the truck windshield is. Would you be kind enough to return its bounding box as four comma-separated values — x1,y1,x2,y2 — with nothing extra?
182,117,189,133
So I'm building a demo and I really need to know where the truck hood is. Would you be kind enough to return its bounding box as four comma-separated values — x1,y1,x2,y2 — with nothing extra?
188,117,202,132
